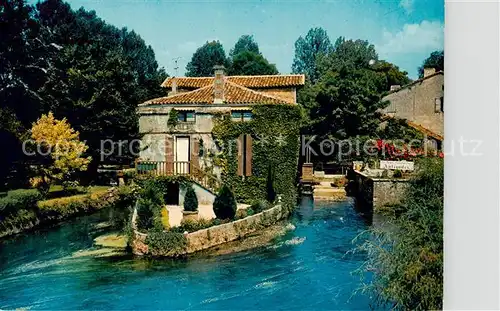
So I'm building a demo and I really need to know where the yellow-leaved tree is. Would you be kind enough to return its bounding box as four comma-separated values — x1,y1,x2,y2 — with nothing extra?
30,112,91,194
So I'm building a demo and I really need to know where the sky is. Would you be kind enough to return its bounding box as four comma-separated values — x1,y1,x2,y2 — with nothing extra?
59,0,444,79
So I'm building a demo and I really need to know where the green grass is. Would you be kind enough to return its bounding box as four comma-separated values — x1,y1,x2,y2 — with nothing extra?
46,185,110,199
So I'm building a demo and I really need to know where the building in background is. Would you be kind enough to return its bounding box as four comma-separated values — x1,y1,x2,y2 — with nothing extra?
381,68,444,148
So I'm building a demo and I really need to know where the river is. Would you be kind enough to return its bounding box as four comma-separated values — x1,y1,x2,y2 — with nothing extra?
0,198,382,310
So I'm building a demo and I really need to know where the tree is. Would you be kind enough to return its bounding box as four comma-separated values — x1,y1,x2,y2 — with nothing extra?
299,69,386,140
292,27,333,82
371,60,411,92
185,40,229,77
183,185,198,212
418,50,444,78
30,112,91,193
266,164,276,203
228,51,278,76
230,35,259,58
0,0,55,189
317,37,378,74
213,184,237,220
357,158,443,310
35,0,167,181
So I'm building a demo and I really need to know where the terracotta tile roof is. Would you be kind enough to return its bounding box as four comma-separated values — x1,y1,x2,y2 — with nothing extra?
161,74,305,88
139,80,290,106
382,115,443,141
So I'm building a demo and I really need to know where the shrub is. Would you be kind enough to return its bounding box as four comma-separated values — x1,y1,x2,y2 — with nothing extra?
135,198,156,232
160,208,170,230
146,230,187,256
246,207,255,217
235,208,247,220
213,185,237,220
37,188,110,217
356,158,443,310
174,218,214,233
393,169,403,178
249,199,269,213
0,189,42,217
183,185,198,212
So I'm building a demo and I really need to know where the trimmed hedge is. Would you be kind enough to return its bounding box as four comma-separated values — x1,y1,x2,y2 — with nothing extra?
213,185,237,220
0,189,42,217
183,185,198,212
37,186,135,218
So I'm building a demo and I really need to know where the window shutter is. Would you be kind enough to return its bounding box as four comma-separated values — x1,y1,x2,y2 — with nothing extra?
191,137,199,172
165,136,174,174
237,134,244,176
245,134,252,176
434,98,441,113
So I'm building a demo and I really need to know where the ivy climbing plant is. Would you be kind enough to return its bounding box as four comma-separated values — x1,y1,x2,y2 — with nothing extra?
212,104,303,212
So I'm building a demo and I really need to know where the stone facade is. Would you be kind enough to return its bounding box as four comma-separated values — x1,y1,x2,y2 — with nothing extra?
136,71,303,174
382,70,444,137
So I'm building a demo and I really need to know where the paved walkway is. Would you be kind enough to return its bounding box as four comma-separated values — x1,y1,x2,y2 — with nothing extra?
166,203,250,227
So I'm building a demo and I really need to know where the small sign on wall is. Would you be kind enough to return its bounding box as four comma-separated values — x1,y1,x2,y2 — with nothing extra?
380,160,414,171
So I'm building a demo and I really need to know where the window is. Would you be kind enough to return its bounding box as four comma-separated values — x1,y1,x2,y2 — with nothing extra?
178,111,195,122
231,110,252,122
434,97,444,113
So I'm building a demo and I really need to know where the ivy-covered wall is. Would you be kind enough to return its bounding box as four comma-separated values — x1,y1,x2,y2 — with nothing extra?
211,104,303,210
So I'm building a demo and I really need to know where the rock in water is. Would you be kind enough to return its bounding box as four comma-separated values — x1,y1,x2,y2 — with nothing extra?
285,223,296,231
284,237,306,245
94,233,127,249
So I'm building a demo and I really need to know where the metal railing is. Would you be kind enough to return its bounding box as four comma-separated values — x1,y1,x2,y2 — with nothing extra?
135,160,220,193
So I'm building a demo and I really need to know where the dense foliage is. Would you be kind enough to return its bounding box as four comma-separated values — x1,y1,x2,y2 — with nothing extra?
229,35,260,57
0,0,166,190
266,164,276,203
356,158,444,310
213,184,237,220
186,35,278,77
294,31,413,164
292,27,333,82
0,189,41,217
228,50,278,76
183,184,198,212
185,40,229,77
212,104,302,210
418,50,444,78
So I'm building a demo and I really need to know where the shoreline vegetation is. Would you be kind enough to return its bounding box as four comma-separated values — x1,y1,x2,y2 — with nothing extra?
0,185,135,239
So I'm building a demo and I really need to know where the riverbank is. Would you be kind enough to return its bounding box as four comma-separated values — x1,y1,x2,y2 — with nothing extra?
0,186,134,239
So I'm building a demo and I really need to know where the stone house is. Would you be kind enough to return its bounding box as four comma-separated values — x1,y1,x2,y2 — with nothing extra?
136,66,305,198
381,68,444,147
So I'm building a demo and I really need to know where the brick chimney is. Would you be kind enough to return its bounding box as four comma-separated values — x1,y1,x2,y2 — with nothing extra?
423,67,436,78
168,77,177,96
390,85,401,91
213,65,225,104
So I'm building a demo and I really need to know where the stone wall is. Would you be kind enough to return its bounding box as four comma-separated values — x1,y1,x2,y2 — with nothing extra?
350,170,410,211
382,73,444,136
131,203,291,256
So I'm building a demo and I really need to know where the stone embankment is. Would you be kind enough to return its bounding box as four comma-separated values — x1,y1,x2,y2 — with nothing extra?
131,203,291,256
